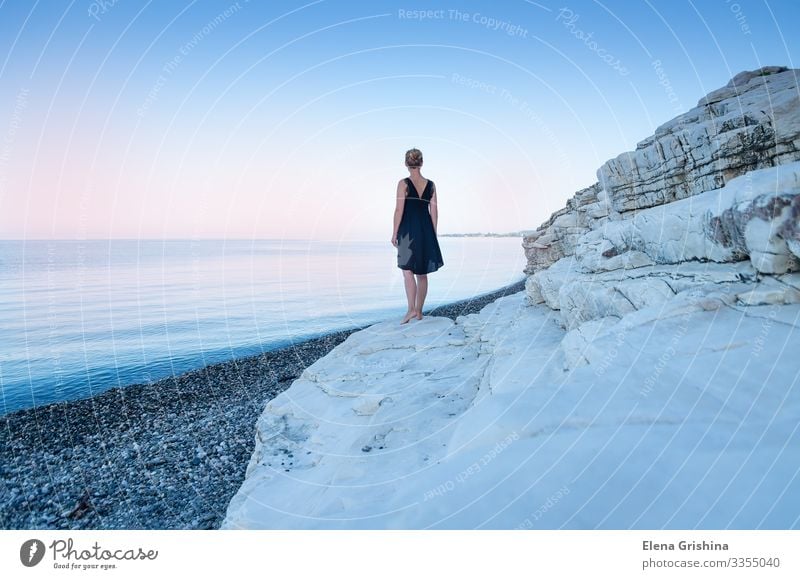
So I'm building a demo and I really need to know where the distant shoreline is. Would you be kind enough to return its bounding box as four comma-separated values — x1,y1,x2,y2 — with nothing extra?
439,232,533,237
0,277,526,530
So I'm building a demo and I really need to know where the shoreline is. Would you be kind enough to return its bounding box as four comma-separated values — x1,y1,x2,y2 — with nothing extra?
0,278,526,530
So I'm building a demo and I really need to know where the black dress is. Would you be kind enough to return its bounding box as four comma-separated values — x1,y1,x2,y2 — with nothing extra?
397,177,444,274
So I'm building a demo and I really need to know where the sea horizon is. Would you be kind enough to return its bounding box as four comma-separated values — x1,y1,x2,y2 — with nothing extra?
0,237,526,416
0,234,526,241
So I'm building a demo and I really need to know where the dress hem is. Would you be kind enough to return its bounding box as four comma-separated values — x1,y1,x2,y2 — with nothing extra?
398,264,443,275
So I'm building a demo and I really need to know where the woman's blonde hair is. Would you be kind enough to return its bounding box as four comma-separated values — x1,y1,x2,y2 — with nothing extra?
405,148,423,167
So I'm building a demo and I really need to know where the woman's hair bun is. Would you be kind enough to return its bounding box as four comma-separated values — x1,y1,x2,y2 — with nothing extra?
405,148,423,167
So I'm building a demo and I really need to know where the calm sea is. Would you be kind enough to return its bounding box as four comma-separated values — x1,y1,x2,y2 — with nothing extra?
0,238,526,415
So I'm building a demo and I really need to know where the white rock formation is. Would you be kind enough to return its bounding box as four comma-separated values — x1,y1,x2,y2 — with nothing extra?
523,67,800,366
223,68,800,529
222,292,800,528
600,66,799,213
523,66,800,273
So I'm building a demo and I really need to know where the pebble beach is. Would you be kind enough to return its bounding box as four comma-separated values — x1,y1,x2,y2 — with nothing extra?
0,279,525,530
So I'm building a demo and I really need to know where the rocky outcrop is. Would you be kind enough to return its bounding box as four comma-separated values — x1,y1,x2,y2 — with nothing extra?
222,291,800,528
523,66,800,274
222,67,800,529
601,66,799,213
524,67,800,368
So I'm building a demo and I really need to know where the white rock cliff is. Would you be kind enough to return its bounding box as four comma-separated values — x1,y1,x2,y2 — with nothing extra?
223,68,800,529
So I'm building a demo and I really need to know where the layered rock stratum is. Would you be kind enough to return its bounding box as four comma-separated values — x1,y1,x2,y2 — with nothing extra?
523,66,799,368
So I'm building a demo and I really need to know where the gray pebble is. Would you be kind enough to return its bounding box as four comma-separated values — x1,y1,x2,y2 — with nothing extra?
0,280,524,529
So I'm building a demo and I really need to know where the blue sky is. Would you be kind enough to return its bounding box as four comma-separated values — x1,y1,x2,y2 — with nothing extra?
1,0,798,240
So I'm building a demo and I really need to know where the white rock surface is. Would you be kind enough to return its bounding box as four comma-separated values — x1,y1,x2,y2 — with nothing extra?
528,255,767,330
223,67,800,529
222,291,800,529
570,162,800,274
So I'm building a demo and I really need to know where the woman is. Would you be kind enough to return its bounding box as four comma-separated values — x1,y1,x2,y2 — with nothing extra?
391,148,445,324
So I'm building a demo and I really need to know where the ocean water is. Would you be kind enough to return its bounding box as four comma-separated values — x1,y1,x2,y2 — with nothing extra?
0,238,526,415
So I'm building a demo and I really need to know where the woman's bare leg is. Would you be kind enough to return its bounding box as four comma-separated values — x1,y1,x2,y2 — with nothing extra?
414,274,428,319
401,269,417,324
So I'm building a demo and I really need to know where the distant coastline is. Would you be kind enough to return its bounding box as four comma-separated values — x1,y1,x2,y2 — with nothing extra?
439,231,534,237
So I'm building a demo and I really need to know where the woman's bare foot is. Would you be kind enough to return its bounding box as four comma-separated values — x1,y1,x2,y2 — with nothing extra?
400,310,416,324
415,309,423,320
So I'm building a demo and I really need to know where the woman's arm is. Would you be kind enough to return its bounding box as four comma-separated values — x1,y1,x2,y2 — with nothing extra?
391,179,406,246
429,182,438,234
